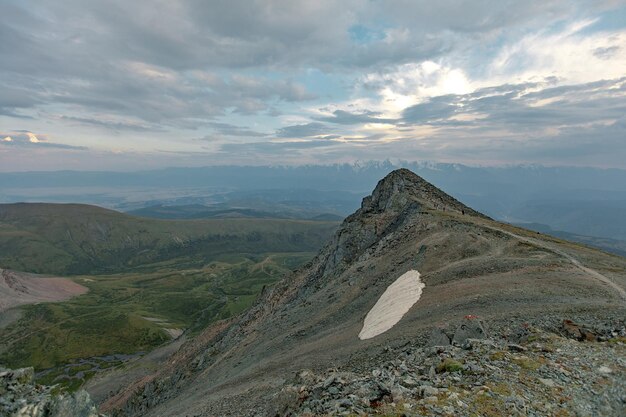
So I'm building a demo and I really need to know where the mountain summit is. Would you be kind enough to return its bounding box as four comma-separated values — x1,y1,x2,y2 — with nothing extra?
101,169,626,417
360,168,483,217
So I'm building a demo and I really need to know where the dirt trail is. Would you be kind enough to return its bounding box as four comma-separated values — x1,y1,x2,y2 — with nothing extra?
485,224,626,302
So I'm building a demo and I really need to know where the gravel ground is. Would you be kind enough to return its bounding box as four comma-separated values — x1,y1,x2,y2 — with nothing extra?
273,318,626,417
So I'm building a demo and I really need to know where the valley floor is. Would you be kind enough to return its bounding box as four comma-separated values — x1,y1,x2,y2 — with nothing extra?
0,252,314,392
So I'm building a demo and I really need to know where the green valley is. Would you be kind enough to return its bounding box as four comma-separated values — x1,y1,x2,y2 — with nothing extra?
0,203,339,391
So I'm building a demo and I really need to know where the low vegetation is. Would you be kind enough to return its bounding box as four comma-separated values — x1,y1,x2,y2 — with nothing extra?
0,203,339,391
0,203,337,274
0,252,315,390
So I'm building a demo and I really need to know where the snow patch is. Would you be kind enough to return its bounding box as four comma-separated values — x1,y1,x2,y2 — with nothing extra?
359,270,424,340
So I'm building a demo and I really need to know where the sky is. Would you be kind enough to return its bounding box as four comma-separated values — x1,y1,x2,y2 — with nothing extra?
1,0,625,171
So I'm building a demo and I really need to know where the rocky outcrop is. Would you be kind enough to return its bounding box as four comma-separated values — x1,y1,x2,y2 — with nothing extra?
275,321,626,416
0,366,102,417
319,168,488,279
428,316,489,347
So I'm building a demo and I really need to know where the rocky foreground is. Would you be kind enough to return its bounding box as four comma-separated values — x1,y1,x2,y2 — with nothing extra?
0,366,101,417
272,318,626,417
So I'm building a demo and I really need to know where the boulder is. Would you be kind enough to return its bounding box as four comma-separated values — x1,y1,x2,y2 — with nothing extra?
452,317,488,345
428,327,452,346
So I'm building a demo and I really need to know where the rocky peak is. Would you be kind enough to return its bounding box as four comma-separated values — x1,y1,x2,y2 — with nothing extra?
361,168,483,217
314,169,487,278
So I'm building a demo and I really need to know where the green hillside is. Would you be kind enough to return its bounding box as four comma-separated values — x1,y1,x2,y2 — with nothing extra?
0,253,313,390
0,203,340,390
0,203,338,275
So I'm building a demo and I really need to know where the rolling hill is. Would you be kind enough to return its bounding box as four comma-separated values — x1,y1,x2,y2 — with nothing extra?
0,203,339,275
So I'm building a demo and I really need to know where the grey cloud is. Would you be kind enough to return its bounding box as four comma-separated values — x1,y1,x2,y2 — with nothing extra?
0,84,41,118
276,123,333,138
1,0,624,168
60,116,163,132
402,95,461,123
316,110,398,125
0,2,318,128
205,122,268,138
0,131,87,150
402,78,626,128
219,139,342,156
593,45,620,59
1,0,621,131
2,0,607,78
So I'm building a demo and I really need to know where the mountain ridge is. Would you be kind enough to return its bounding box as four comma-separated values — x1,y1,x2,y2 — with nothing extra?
98,169,626,416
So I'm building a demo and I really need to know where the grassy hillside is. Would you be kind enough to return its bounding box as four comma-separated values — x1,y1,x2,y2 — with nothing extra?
0,202,339,390
0,253,311,390
0,203,338,275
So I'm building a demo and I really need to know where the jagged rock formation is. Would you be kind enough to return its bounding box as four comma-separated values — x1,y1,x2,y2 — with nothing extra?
0,366,101,417
99,169,626,416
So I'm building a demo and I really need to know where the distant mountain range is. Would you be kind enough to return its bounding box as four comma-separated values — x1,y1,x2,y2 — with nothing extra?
2,161,625,241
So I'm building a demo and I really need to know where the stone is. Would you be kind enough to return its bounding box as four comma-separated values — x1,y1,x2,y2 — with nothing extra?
428,327,452,347
562,319,597,341
507,343,527,352
0,366,99,417
420,386,439,397
452,317,488,345
400,377,420,388
424,395,439,404
323,376,336,388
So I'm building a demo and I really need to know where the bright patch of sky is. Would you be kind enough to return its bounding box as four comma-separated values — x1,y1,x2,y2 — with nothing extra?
1,0,625,171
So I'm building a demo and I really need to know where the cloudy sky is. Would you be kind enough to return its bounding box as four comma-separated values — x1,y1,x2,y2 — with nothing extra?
1,0,625,171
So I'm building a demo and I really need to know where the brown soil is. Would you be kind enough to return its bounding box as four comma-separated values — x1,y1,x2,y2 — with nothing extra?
0,268,88,313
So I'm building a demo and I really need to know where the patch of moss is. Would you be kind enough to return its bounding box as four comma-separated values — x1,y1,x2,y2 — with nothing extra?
512,356,544,371
437,358,464,373
488,382,512,396
469,393,505,417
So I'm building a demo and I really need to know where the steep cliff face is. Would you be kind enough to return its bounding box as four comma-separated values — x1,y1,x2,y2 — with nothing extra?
103,169,626,417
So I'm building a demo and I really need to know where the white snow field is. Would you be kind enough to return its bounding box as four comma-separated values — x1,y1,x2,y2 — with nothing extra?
358,270,424,340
